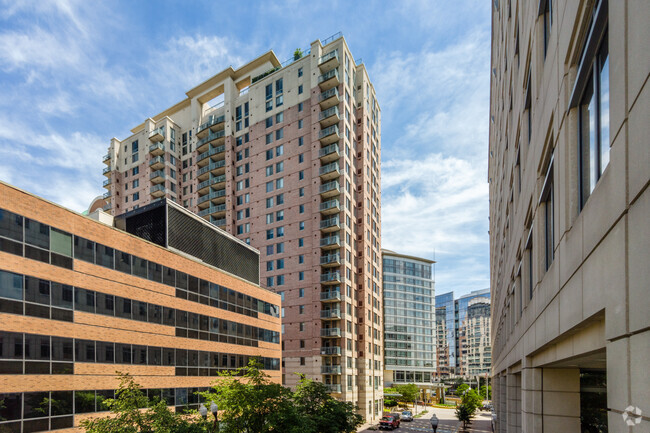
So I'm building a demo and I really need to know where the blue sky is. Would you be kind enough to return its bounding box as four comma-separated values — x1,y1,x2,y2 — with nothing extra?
0,0,491,298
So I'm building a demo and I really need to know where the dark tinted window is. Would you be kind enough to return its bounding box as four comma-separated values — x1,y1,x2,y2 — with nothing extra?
0,392,22,420
74,288,95,313
163,307,175,326
24,277,50,305
95,244,114,269
132,256,148,278
0,332,23,359
134,301,147,322
96,293,115,316
115,251,131,274
24,334,50,360
148,304,162,324
51,337,73,361
50,391,73,415
115,297,131,319
115,344,131,364
23,391,49,418
74,236,94,262
147,261,162,282
75,340,95,362
0,270,23,300
0,209,23,241
24,219,49,249
96,342,114,363
51,283,73,309
162,267,175,286
175,271,188,290
75,391,96,414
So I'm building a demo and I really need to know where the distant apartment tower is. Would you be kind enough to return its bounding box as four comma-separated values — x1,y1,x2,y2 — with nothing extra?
0,182,280,433
102,33,384,418
381,250,435,387
434,289,491,379
489,0,649,432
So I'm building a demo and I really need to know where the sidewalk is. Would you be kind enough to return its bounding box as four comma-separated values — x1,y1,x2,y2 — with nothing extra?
461,410,493,433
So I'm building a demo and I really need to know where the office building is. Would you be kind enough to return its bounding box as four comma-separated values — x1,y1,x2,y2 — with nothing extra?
381,250,435,387
434,289,491,379
489,0,649,432
0,182,281,433
102,32,383,418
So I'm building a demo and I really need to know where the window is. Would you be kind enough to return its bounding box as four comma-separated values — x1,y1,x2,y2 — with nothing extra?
266,150,273,161
299,204,304,214
525,228,533,299
266,198,274,209
275,128,284,140
275,78,283,94
300,357,305,365
266,133,273,144
575,9,609,209
265,166,273,176
298,271,304,281
132,167,139,175
298,238,304,247
298,85,303,94
266,181,274,193
266,100,273,112
298,119,303,129
276,178,284,189
277,259,284,269
266,245,274,255
276,112,283,123
298,102,303,112
266,261,274,271
276,226,284,237
299,187,304,197
299,221,305,230
265,84,272,100
131,140,138,153
299,154,304,163
276,210,284,221
133,193,139,201
266,229,274,240
299,171,304,180
299,305,304,314
298,136,304,146
525,69,532,145
276,162,284,173
541,0,553,58
298,68,303,77
541,158,554,271
276,243,284,253
298,255,304,264
276,145,284,156
276,275,284,286
276,194,284,205
266,213,274,224
266,117,273,128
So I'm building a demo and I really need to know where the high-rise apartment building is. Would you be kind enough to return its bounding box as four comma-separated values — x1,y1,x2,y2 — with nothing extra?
489,0,649,432
381,250,435,387
434,289,491,380
0,182,281,433
102,33,383,418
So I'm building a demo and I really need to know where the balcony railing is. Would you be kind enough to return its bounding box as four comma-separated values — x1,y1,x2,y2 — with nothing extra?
324,384,342,393
320,309,341,319
198,145,226,163
318,68,339,84
102,166,111,175
198,203,226,217
210,218,226,227
102,153,110,162
320,253,341,265
320,235,340,247
150,170,166,180
102,191,111,199
321,272,341,283
320,87,339,102
150,184,166,196
149,155,165,169
149,127,165,141
102,178,112,187
318,49,339,66
320,290,341,301
319,162,340,176
197,174,226,190
319,143,340,158
321,328,341,337
102,203,111,211
319,106,340,121
197,115,225,134
149,142,165,154
319,180,340,195
320,216,340,230
319,199,340,212
320,346,341,355
321,365,342,374
197,188,226,205
319,125,339,140
197,129,226,148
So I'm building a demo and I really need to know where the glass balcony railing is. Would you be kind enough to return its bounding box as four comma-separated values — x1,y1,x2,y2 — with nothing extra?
102,191,111,199
321,365,342,374
149,142,165,154
319,180,340,194
197,115,225,134
197,188,226,204
320,235,340,247
321,272,341,283
149,127,165,141
320,309,341,319
320,216,340,230
102,178,112,187
197,129,226,148
320,346,341,355
149,170,165,180
319,125,340,140
210,218,226,227
319,199,340,212
198,145,226,163
149,156,165,167
319,162,340,176
319,87,339,102
318,68,339,84
321,328,341,337
319,143,340,159
150,184,166,194
319,106,340,121
102,166,111,175
324,384,342,393
318,49,339,66
197,174,226,190
320,290,341,301
198,203,226,217
320,253,341,265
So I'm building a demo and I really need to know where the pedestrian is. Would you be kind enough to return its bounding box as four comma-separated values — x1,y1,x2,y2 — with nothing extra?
431,413,439,432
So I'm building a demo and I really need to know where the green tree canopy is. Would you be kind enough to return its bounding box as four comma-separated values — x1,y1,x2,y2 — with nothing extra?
394,384,419,402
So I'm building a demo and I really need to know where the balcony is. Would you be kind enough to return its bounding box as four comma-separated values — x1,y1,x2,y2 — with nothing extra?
324,384,342,393
150,184,166,198
319,106,340,128
318,68,340,90
320,289,341,302
321,346,341,356
319,143,340,163
320,309,341,320
149,142,165,156
102,153,111,164
102,191,111,200
149,155,165,170
319,180,340,198
320,216,340,232
320,235,340,249
320,253,341,267
319,162,340,181
197,144,226,166
321,328,341,338
318,49,339,69
198,203,226,217
319,87,340,110
319,199,340,215
197,174,226,192
196,114,225,138
150,170,165,184
321,365,342,374
102,166,111,176
196,129,226,153
321,272,341,284
149,127,165,142
319,124,340,145
210,217,226,228
197,188,226,207
102,178,112,188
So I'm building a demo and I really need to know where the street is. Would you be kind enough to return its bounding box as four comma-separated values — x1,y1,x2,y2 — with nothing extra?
358,408,459,433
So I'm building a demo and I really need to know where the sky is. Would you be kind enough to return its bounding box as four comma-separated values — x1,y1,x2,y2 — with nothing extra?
0,0,492,298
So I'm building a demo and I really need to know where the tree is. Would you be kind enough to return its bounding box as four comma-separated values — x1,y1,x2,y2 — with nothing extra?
461,389,482,413
201,359,301,433
294,48,304,60
293,375,363,433
383,399,398,409
479,385,492,400
81,373,205,433
456,383,470,396
394,384,419,403
455,403,474,430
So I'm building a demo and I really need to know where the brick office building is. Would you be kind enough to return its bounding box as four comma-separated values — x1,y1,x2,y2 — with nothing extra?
0,181,281,433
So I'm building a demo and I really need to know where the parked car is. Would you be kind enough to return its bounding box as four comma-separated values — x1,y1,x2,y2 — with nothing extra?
379,415,401,430
400,411,413,421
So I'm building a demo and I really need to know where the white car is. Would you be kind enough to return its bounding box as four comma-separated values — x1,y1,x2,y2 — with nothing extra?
400,411,413,421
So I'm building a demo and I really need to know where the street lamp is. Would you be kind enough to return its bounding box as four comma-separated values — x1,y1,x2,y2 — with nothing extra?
431,414,439,432
210,401,219,432
199,403,208,420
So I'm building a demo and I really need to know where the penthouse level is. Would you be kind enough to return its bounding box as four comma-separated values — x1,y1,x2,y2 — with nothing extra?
0,181,281,433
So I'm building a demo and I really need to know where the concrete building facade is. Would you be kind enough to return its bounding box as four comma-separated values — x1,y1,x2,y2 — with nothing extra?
0,182,281,433
381,250,435,388
489,0,649,432
435,289,491,380
102,33,384,418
